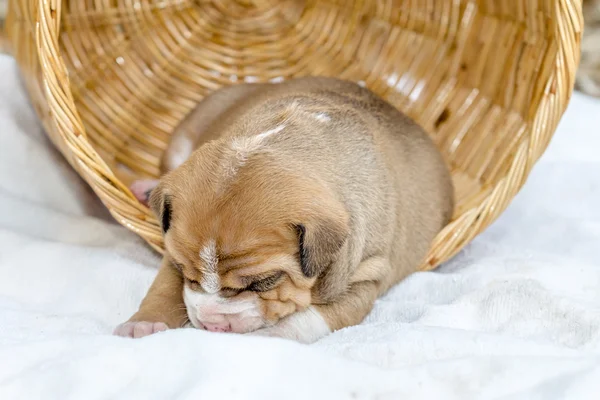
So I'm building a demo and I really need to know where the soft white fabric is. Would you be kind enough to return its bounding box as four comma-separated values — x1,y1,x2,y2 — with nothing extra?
1,53,600,399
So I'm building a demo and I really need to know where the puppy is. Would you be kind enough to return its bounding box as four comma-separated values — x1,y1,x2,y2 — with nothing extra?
115,77,454,343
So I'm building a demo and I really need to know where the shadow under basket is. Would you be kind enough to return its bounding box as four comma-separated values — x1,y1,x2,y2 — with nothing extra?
5,0,582,270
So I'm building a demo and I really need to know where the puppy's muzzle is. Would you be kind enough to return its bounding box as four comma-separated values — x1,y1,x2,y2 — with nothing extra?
199,320,231,333
183,286,265,333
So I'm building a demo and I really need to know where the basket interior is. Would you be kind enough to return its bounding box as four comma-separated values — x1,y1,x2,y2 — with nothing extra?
7,0,574,266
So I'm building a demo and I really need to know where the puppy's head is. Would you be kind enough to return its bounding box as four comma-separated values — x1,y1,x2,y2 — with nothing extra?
149,142,349,333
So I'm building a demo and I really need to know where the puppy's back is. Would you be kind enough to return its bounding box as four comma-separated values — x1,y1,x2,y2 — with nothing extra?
174,77,454,290
218,77,454,287
289,78,454,285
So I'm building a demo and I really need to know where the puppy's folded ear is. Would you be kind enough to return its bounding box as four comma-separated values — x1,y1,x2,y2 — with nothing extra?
149,183,172,234
294,207,350,278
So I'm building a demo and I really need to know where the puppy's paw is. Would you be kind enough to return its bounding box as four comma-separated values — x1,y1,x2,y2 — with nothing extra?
130,179,159,206
113,321,169,338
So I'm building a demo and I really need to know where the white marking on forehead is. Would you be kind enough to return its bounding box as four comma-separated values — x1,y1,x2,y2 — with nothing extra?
199,239,218,270
201,272,221,294
224,123,287,179
312,112,331,122
256,124,286,140
199,239,220,293
230,124,286,153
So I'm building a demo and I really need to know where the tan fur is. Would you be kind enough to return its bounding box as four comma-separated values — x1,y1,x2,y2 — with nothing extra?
116,77,454,341
127,257,188,328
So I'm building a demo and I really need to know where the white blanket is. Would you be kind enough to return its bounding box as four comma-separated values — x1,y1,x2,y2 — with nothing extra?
1,53,600,399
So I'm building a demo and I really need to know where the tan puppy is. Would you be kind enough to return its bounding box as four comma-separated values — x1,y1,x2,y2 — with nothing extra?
116,77,454,343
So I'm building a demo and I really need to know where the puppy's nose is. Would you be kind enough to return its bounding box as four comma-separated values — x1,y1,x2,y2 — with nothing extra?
202,321,231,333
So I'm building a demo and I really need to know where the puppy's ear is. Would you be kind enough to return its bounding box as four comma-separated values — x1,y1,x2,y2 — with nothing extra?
149,184,172,234
294,210,349,278
130,179,160,206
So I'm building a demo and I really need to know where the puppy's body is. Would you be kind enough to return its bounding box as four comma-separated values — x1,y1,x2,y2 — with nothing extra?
117,77,454,342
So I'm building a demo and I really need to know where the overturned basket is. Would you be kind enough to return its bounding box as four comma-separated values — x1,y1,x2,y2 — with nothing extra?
6,0,582,269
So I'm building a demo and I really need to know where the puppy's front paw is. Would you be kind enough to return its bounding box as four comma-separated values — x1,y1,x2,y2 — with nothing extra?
113,321,169,338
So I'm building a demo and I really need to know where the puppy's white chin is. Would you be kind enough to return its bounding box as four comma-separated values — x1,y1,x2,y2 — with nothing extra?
246,306,331,344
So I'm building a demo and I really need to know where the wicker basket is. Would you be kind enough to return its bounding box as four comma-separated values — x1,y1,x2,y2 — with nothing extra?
5,0,582,270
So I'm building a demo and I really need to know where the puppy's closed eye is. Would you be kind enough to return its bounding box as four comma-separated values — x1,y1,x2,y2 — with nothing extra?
246,271,284,292
221,272,285,296
185,277,201,290
221,288,243,298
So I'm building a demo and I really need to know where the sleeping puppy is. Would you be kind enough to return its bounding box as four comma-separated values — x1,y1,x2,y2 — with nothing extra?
115,77,454,343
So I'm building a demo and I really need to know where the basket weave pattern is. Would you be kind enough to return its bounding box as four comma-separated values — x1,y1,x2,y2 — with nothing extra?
6,0,582,269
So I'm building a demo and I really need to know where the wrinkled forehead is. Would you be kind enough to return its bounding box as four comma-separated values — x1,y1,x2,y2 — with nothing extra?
189,226,296,261
167,217,297,263
168,225,299,292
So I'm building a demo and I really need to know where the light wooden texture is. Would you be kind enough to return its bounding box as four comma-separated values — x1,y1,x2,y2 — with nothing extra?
0,0,7,53
576,0,600,97
5,0,583,270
